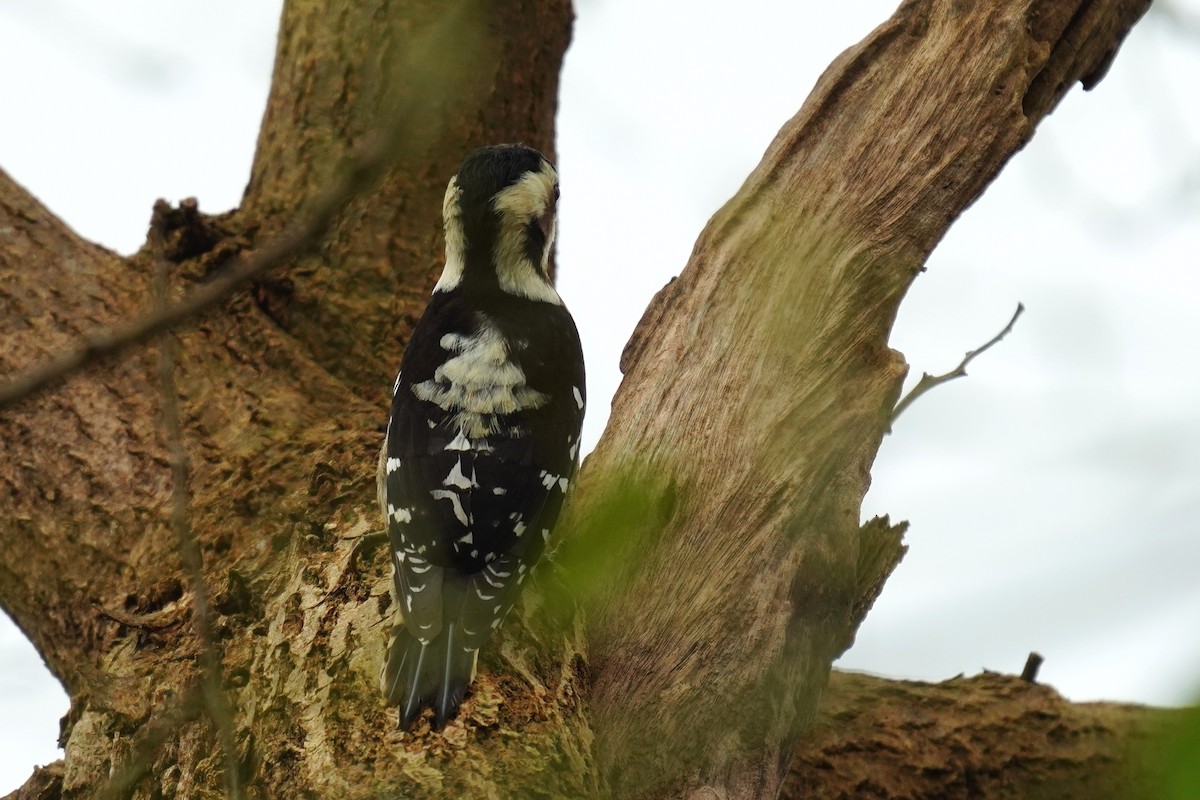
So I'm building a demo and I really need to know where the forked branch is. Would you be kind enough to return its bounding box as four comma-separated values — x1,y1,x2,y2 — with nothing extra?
890,303,1025,427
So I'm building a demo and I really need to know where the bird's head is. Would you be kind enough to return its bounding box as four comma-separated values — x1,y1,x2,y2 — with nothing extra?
434,144,561,304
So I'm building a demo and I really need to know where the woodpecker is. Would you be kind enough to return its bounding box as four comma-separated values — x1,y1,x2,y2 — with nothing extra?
378,144,585,730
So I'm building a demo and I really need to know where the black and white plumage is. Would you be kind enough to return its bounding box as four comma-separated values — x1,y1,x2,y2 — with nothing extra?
378,144,585,730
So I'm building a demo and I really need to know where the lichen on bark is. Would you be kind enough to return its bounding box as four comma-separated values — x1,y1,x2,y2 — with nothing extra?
0,0,1156,798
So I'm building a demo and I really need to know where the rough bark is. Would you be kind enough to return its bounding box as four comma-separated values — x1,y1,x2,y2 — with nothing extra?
3,2,584,798
6,670,1176,800
781,670,1175,800
569,0,1150,796
239,0,573,401
0,0,1152,799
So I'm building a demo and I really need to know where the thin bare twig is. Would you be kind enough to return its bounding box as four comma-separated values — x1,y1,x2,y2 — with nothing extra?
0,0,487,411
93,600,189,631
0,134,387,411
154,264,241,799
94,684,205,800
890,303,1025,427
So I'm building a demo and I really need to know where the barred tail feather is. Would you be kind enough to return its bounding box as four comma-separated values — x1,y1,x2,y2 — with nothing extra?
380,625,479,730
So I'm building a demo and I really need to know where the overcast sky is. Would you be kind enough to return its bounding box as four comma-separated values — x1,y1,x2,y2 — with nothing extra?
2,0,1199,792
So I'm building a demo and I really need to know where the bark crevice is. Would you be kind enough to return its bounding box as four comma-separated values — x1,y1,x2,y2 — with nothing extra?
0,0,1154,797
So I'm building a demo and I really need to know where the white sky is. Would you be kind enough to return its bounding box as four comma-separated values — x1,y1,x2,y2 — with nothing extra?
2,0,1199,792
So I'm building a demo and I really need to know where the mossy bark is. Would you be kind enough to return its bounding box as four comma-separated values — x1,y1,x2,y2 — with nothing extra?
0,0,1152,798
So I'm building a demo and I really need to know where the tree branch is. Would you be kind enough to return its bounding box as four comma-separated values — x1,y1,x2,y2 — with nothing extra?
784,670,1174,800
890,302,1025,426
0,1,1157,797
153,265,241,800
0,134,385,411
571,1,1150,796
0,0,490,412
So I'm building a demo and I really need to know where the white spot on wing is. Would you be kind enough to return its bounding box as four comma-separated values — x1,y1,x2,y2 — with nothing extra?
492,486,507,496
430,489,470,526
558,477,569,492
443,458,477,490
386,457,403,473
573,386,583,409
540,471,559,490
513,521,527,537
387,504,412,524
457,532,473,544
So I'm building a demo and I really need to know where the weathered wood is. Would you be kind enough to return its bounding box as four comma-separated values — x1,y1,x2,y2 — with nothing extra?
7,670,1175,800
0,0,1152,797
1,2,581,797
785,670,1173,800
569,0,1150,796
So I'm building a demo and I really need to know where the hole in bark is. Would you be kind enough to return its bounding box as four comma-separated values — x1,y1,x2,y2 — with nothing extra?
252,277,296,328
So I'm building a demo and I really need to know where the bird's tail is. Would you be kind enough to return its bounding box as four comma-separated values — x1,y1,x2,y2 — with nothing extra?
380,623,478,730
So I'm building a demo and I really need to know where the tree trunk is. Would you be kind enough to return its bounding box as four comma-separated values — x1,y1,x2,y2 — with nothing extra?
0,1,1151,798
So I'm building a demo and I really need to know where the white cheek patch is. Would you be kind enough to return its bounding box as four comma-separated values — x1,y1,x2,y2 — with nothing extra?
490,161,563,305
492,163,556,221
